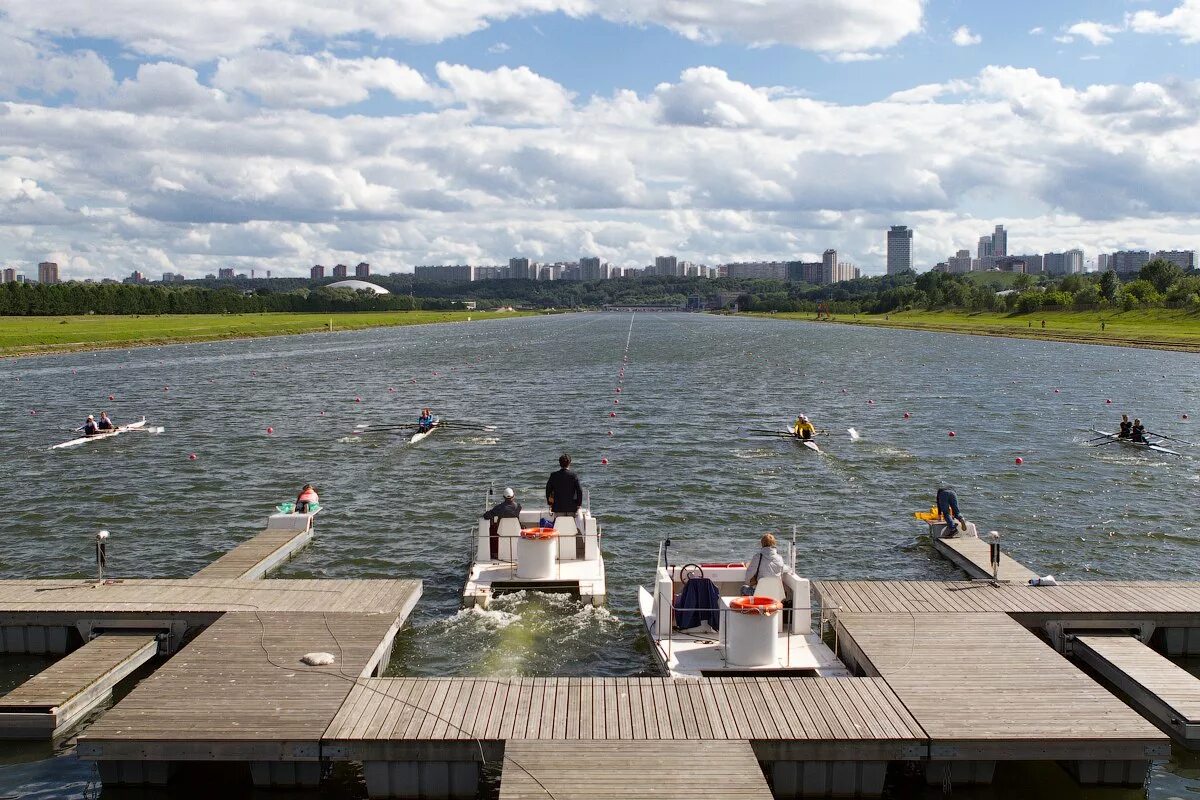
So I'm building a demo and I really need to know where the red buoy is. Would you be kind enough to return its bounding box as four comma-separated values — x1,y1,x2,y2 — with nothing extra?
29,409,36,415
1184,414,1191,420
948,431,957,437
188,453,197,460
1105,399,1112,404
613,399,619,405
616,388,621,393
1053,389,1060,394
868,400,875,405
609,411,616,418
601,458,609,465
266,427,274,434
108,395,114,401
1015,457,1024,465
163,386,169,391
355,397,362,403
903,412,911,419
608,430,613,436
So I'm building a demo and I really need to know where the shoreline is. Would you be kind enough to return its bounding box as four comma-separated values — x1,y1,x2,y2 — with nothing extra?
750,310,1200,353
0,310,538,360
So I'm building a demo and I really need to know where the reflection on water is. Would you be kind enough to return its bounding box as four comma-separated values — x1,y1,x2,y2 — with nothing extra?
1,313,1198,798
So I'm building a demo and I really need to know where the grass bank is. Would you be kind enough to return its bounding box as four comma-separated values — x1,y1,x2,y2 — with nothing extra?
753,309,1200,352
0,310,537,357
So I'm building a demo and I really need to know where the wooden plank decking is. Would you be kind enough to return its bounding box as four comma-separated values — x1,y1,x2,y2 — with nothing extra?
832,613,1168,761
932,536,1038,583
498,740,773,800
0,578,420,615
1073,634,1200,745
192,521,313,580
0,633,159,739
78,611,409,761
816,580,1200,622
323,676,926,762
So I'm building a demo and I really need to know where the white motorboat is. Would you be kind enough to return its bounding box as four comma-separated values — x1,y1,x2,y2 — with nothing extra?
1089,429,1181,457
51,417,150,450
638,539,848,678
463,488,605,608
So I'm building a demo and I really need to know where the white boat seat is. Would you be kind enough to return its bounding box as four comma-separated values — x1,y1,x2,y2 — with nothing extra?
554,516,581,560
754,575,786,602
495,517,521,561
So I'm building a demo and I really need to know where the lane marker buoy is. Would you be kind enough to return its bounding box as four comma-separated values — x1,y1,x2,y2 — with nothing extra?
1015,457,1024,465
948,431,957,437
903,412,910,419
189,453,197,460
266,427,274,434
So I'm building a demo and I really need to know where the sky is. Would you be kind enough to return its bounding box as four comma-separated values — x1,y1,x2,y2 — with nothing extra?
1,0,1198,279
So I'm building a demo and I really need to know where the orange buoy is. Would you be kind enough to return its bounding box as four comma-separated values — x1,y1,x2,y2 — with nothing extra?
519,527,557,540
729,596,783,615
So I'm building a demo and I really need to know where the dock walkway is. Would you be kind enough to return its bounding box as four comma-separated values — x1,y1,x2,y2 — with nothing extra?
1073,634,1200,746
497,740,774,800
192,511,316,580
932,535,1038,583
0,633,158,739
832,612,1166,784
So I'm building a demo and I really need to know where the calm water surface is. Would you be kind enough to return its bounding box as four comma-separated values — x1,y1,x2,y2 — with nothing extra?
1,313,1197,798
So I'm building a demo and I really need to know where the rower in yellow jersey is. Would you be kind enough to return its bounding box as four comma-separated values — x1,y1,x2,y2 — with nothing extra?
792,414,816,441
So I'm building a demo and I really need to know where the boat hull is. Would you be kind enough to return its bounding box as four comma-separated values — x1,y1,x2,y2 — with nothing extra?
52,418,147,450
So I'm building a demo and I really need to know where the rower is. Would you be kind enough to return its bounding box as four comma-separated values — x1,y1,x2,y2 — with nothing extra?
81,415,99,437
417,407,435,433
97,412,118,431
1131,418,1148,444
793,414,816,441
1118,414,1132,439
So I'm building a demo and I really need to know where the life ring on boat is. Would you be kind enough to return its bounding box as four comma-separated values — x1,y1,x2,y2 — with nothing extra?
520,527,558,540
730,596,783,615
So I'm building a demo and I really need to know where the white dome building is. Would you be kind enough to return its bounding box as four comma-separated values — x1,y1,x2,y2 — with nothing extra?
325,279,390,295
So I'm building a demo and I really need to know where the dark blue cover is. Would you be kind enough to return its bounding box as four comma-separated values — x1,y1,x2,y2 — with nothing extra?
674,577,721,631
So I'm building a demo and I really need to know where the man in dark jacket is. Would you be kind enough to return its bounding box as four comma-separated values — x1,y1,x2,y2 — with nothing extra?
482,487,522,560
546,454,585,557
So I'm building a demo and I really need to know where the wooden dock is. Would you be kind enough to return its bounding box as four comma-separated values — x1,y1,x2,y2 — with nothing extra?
497,740,774,800
1072,634,1200,746
0,633,158,738
932,535,1038,583
192,511,316,580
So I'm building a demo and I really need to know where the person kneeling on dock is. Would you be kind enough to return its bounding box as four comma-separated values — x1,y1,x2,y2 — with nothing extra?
743,533,787,595
483,487,522,560
936,484,965,537
546,454,585,558
295,484,319,513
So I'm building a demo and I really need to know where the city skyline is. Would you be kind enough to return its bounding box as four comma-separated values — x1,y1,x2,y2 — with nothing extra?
1,1,1198,279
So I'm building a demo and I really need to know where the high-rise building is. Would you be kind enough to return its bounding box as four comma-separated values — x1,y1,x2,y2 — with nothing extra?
355,262,370,278
218,268,235,280
1154,250,1196,270
787,262,823,283
37,261,59,284
654,255,678,276
161,272,185,283
415,265,474,281
1012,254,1044,275
2,268,15,283
508,257,533,280
1098,254,1112,272
992,225,1007,258
1111,251,1150,273
332,264,348,278
580,257,607,281
311,265,325,280
886,226,913,275
948,250,973,274
821,249,838,284
123,271,147,284
724,262,787,280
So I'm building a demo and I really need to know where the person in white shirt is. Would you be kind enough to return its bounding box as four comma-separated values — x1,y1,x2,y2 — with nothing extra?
744,533,786,589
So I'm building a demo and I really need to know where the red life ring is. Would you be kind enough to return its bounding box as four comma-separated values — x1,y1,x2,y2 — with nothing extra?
730,596,783,615
520,527,558,540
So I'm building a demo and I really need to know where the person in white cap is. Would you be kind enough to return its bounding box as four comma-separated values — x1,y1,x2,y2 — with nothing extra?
482,487,522,560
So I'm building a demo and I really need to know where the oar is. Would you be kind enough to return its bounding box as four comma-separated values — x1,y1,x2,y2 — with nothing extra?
847,428,860,441
1088,439,1122,448
1147,431,1195,446
439,422,498,431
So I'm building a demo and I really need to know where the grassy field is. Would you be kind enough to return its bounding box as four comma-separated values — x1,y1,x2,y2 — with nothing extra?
0,310,535,357
755,308,1200,351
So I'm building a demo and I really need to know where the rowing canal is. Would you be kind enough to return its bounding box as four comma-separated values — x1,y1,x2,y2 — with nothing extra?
1,313,1198,798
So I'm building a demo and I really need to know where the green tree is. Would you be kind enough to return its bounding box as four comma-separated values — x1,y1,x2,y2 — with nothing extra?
1099,270,1121,303
1139,259,1182,294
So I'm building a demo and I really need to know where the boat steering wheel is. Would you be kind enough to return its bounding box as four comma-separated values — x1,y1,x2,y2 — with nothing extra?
679,563,704,583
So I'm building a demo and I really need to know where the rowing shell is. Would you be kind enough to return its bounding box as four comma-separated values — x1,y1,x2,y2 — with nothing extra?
409,420,440,445
789,425,822,454
1090,429,1181,457
51,417,148,450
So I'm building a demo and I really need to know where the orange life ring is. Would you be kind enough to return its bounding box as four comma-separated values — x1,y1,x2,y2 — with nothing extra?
730,596,784,615
520,527,558,540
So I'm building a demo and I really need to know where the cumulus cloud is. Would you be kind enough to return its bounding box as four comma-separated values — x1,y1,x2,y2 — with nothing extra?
214,51,433,107
435,63,574,123
0,0,922,60
952,26,981,46
114,63,228,112
1062,21,1122,45
1128,0,1200,43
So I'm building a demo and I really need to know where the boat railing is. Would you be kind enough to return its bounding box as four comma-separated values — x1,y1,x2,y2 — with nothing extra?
478,531,604,576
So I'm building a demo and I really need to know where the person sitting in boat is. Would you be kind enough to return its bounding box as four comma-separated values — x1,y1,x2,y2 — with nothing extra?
936,484,965,537
295,484,319,513
81,415,99,437
97,412,118,431
1131,419,1148,444
416,408,435,433
546,454,585,557
743,533,786,594
482,487,522,560
793,415,816,441
1118,414,1132,439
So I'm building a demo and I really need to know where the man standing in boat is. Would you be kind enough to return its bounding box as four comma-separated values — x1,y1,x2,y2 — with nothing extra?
482,487,522,560
546,454,585,558
936,484,965,538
